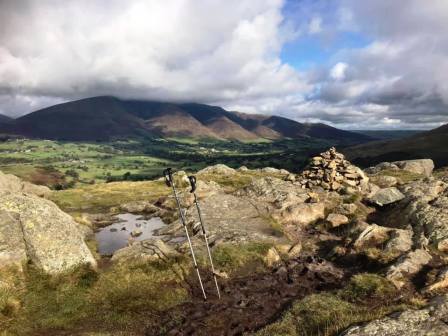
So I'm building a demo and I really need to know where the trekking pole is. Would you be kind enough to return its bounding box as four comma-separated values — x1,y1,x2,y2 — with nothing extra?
188,175,221,299
163,168,207,301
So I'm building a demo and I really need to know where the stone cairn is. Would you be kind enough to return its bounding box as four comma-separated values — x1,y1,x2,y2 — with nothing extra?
297,147,366,191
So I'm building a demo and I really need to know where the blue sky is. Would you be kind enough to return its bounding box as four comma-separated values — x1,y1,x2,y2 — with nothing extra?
281,31,370,71
0,0,447,130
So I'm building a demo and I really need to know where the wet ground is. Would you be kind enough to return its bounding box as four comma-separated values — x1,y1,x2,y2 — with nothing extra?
95,213,166,255
148,254,347,336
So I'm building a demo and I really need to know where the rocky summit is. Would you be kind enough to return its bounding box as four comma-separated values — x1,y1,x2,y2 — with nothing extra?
2,149,448,336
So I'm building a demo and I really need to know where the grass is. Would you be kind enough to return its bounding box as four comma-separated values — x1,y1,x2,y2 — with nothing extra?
371,169,424,184
212,242,274,275
0,137,333,190
50,179,170,213
2,260,190,335
252,273,404,336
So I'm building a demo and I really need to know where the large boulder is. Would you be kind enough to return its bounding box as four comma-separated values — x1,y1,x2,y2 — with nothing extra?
343,295,448,336
198,164,236,176
383,180,448,250
0,193,96,274
393,159,434,177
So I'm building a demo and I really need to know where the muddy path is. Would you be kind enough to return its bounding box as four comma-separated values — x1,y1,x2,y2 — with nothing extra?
149,255,348,336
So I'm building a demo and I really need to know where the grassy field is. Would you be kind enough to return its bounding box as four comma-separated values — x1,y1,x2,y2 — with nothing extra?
0,137,332,189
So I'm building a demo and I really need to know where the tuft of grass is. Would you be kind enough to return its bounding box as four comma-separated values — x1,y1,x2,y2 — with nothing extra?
373,169,424,184
252,274,402,336
340,273,396,303
3,260,189,335
213,242,274,275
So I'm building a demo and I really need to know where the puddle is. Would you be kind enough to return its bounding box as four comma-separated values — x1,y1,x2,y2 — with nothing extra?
95,213,165,256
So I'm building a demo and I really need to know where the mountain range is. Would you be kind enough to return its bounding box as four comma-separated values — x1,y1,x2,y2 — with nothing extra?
346,123,448,167
0,96,372,143
0,114,13,124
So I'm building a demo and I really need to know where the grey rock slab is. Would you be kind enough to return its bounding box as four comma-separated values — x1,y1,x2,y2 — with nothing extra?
0,193,96,274
343,295,448,336
369,187,405,206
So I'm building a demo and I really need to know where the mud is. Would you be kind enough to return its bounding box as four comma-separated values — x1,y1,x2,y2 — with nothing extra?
148,255,347,336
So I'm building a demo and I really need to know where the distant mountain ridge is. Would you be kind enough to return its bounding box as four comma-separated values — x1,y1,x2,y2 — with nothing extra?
0,96,372,143
0,114,13,123
346,123,448,167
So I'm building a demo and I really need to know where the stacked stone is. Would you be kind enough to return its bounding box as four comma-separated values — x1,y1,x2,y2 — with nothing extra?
298,147,365,191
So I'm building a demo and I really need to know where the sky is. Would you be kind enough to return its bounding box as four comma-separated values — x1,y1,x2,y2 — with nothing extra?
0,0,447,130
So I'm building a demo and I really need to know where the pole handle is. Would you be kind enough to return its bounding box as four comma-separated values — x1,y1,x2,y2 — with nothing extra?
163,168,173,187
188,175,197,193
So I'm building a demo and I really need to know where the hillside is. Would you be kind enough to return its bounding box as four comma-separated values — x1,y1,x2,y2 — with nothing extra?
0,114,13,124
0,96,372,143
346,123,448,167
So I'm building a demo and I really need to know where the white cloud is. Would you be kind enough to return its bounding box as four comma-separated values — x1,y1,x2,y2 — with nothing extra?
0,0,307,117
330,62,348,80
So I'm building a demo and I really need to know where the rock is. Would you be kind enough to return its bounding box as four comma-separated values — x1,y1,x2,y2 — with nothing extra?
337,203,358,215
386,249,432,288
353,224,390,250
0,211,27,271
120,201,158,213
22,182,51,198
393,159,434,177
214,270,229,279
365,162,400,175
198,164,236,176
307,192,320,203
0,193,96,274
238,166,249,172
369,187,405,206
130,229,142,237
264,247,281,267
371,175,398,188
260,167,281,174
288,243,302,257
425,267,448,293
343,294,448,336
274,202,325,227
383,229,413,260
112,238,180,264
386,180,448,249
0,170,50,198
285,173,296,182
326,213,349,228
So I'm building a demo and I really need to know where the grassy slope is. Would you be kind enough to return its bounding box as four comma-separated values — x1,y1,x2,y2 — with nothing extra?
346,125,448,167
0,137,332,188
